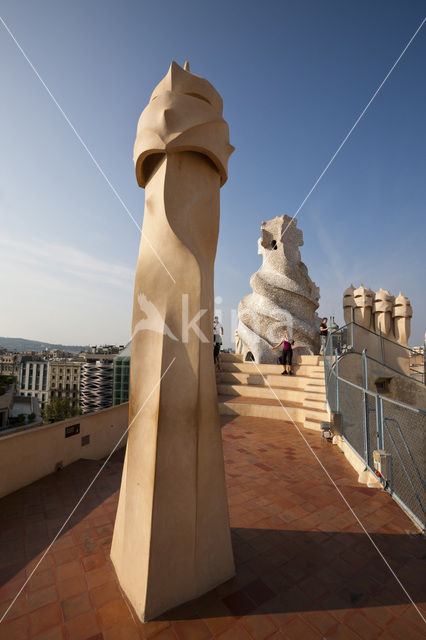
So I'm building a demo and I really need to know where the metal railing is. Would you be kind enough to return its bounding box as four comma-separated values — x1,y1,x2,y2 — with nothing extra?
326,320,425,385
323,334,426,531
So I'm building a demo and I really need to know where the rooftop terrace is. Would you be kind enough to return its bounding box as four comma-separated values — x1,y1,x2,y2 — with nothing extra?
0,415,424,640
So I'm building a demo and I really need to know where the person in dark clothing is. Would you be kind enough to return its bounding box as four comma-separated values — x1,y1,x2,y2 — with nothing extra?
319,317,329,353
320,318,329,338
213,316,223,372
273,329,294,375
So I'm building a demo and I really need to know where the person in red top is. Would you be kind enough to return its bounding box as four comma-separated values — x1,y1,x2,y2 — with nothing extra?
273,329,294,375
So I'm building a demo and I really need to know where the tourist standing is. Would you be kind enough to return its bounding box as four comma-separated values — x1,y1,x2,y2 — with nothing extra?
213,316,223,372
319,317,329,353
273,329,294,375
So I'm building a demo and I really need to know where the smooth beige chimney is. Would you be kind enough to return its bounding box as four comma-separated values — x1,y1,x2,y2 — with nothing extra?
372,288,395,338
353,285,374,329
110,61,235,622
392,292,413,346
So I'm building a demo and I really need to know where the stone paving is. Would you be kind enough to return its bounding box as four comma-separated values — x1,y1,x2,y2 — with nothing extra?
0,415,425,639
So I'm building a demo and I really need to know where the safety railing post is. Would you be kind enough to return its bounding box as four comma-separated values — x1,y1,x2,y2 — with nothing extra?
351,307,354,350
423,333,426,386
362,348,368,389
323,339,328,399
362,349,369,465
376,395,384,449
334,348,339,413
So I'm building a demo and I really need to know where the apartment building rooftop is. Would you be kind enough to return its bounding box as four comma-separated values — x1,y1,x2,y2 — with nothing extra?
0,414,424,640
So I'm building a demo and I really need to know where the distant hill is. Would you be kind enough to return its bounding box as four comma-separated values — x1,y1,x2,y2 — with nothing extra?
0,337,89,354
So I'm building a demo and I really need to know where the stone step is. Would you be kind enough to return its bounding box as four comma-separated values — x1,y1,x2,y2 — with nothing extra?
218,395,305,423
304,392,327,402
304,397,327,410
304,407,329,421
304,415,327,432
311,367,324,378
220,362,322,376
305,382,326,391
233,354,322,366
218,395,328,424
217,383,306,403
216,371,316,389
219,352,244,362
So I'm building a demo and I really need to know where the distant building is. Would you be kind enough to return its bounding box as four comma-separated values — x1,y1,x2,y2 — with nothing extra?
80,354,115,413
0,385,14,429
49,360,82,410
18,359,49,410
0,353,21,378
9,396,42,428
0,386,42,430
48,348,79,359
113,343,131,406
88,345,122,355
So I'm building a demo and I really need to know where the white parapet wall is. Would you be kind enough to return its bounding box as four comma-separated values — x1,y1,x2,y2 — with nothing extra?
332,434,381,488
0,402,129,498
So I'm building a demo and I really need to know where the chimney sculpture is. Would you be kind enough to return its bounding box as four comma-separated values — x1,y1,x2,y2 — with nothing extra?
111,62,235,621
238,215,320,362
343,284,355,325
343,284,413,349
373,288,395,338
393,292,413,346
353,285,374,330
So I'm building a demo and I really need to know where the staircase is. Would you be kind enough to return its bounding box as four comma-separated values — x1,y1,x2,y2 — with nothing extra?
217,352,328,430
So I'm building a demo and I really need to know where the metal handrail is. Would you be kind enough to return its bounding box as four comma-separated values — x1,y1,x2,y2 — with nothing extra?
324,355,426,415
328,320,419,356
328,320,425,385
323,333,425,531
339,347,425,390
356,352,424,386
324,325,426,413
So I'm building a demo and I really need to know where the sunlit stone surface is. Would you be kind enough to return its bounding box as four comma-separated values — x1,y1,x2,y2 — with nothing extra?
110,61,235,622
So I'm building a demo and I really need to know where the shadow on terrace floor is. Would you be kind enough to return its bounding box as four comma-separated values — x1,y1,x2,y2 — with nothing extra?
160,526,425,620
0,449,125,587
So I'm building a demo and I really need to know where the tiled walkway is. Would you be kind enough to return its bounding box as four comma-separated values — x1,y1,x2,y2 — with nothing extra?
0,415,425,639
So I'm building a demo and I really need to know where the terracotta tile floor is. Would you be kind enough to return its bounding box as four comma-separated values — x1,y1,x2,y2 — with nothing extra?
0,415,425,639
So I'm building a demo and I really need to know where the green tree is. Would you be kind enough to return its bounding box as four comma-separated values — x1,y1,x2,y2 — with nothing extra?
0,374,16,396
8,414,26,427
43,399,80,423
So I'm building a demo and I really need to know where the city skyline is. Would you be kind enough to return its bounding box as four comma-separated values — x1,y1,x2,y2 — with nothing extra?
1,1,426,346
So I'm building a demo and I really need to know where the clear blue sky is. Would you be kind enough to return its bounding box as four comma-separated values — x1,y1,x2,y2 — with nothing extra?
1,0,425,347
